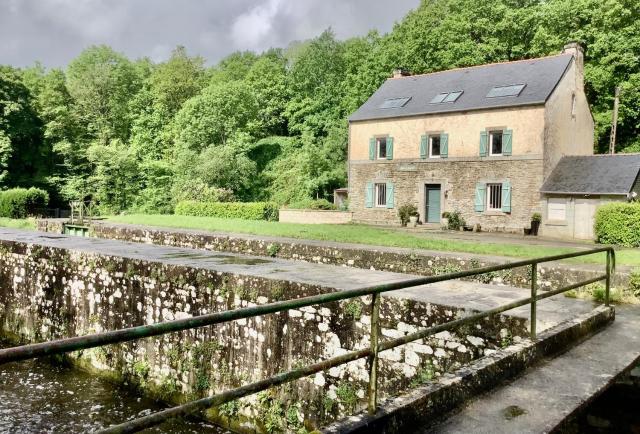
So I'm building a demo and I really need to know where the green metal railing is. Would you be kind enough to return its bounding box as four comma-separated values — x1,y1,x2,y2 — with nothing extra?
0,247,615,433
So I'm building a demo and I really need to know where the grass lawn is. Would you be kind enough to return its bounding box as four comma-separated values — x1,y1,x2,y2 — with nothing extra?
107,214,640,268
0,217,36,230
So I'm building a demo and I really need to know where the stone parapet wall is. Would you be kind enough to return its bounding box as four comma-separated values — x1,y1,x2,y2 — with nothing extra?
0,237,522,433
279,209,353,224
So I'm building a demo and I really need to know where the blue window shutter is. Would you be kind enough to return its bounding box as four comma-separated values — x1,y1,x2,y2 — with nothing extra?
369,138,375,160
365,182,374,208
386,136,394,160
474,182,486,212
503,129,512,156
420,135,427,159
480,131,488,157
502,181,511,212
386,182,394,208
440,133,448,158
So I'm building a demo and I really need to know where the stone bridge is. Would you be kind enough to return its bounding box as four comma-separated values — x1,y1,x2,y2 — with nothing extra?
0,225,638,433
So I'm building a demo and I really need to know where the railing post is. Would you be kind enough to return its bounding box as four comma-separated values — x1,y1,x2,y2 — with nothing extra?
367,292,381,415
605,249,611,306
530,262,537,340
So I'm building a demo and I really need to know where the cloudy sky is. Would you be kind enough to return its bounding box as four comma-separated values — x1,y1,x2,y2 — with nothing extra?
1,0,420,67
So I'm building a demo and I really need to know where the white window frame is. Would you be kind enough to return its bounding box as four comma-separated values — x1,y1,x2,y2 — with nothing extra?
486,183,503,211
375,183,387,207
429,134,441,158
376,137,387,159
489,130,503,156
548,197,567,221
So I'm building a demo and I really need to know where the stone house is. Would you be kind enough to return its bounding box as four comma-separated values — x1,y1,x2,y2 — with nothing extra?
347,43,594,233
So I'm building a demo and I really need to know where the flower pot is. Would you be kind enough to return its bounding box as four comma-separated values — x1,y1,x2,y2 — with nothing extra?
531,220,540,236
409,215,418,227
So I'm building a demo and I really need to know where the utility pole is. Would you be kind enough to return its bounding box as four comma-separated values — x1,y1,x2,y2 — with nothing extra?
609,86,620,154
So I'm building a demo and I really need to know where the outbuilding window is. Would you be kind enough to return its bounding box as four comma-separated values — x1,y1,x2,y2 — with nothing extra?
548,198,567,221
487,183,503,211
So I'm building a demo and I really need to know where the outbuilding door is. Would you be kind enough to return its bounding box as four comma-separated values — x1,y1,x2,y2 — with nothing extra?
425,184,441,223
574,198,597,240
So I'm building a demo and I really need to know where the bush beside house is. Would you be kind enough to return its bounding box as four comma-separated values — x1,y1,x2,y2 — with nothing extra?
595,202,640,247
175,201,279,221
0,188,49,218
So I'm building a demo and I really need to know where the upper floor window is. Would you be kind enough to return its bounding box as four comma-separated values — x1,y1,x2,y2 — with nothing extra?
377,137,387,159
571,93,577,117
489,130,503,156
429,135,441,158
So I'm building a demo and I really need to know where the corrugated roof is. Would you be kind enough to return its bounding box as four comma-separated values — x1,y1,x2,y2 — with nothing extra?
348,54,573,122
540,154,640,195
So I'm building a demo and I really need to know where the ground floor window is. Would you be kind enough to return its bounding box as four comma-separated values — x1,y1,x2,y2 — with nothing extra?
375,183,387,207
487,183,502,210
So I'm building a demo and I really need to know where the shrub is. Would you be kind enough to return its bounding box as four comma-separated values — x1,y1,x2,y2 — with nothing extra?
175,201,279,221
0,188,49,218
447,210,465,230
531,213,542,222
594,202,640,247
629,269,640,297
287,198,336,210
398,203,419,226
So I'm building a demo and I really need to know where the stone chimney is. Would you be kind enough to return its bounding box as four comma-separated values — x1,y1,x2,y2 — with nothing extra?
562,41,584,90
392,68,410,78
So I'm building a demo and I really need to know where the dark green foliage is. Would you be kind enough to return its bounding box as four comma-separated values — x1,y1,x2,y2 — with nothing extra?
447,210,466,230
287,198,336,210
175,201,279,221
0,187,49,218
398,203,419,226
594,202,640,246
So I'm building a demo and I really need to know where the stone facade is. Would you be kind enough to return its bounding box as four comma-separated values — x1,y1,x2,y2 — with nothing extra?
347,45,594,233
349,158,544,231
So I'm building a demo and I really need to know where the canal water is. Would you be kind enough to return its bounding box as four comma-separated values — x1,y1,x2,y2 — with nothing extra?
0,341,226,434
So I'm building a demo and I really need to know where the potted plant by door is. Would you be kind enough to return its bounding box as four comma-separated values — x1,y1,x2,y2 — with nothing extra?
530,213,542,236
409,213,419,227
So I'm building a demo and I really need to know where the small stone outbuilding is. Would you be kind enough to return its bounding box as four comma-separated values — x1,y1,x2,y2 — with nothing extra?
540,154,640,240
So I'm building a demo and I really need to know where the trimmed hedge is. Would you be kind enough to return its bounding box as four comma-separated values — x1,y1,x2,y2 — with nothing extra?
594,202,640,247
175,201,279,221
0,188,49,218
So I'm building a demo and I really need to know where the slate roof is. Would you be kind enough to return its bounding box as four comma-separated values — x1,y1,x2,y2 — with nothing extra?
348,54,573,122
540,154,640,195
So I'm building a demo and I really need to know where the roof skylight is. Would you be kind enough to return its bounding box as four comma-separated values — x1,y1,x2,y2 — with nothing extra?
379,97,411,109
487,84,526,98
430,91,463,104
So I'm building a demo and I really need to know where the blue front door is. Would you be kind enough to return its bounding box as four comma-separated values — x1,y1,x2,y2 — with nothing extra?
426,184,441,223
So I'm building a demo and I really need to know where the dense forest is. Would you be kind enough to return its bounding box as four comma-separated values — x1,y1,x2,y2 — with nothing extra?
0,0,638,213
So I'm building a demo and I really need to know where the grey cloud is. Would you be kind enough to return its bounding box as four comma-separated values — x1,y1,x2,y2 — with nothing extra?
0,0,419,67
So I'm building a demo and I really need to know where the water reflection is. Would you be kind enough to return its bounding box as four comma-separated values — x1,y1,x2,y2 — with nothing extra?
0,342,226,433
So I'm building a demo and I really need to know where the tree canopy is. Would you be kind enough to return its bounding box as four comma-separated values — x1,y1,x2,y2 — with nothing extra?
0,0,638,213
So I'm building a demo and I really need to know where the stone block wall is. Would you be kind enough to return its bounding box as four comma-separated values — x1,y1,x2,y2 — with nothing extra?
279,209,353,225
0,239,526,433
36,220,625,290
349,158,544,232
